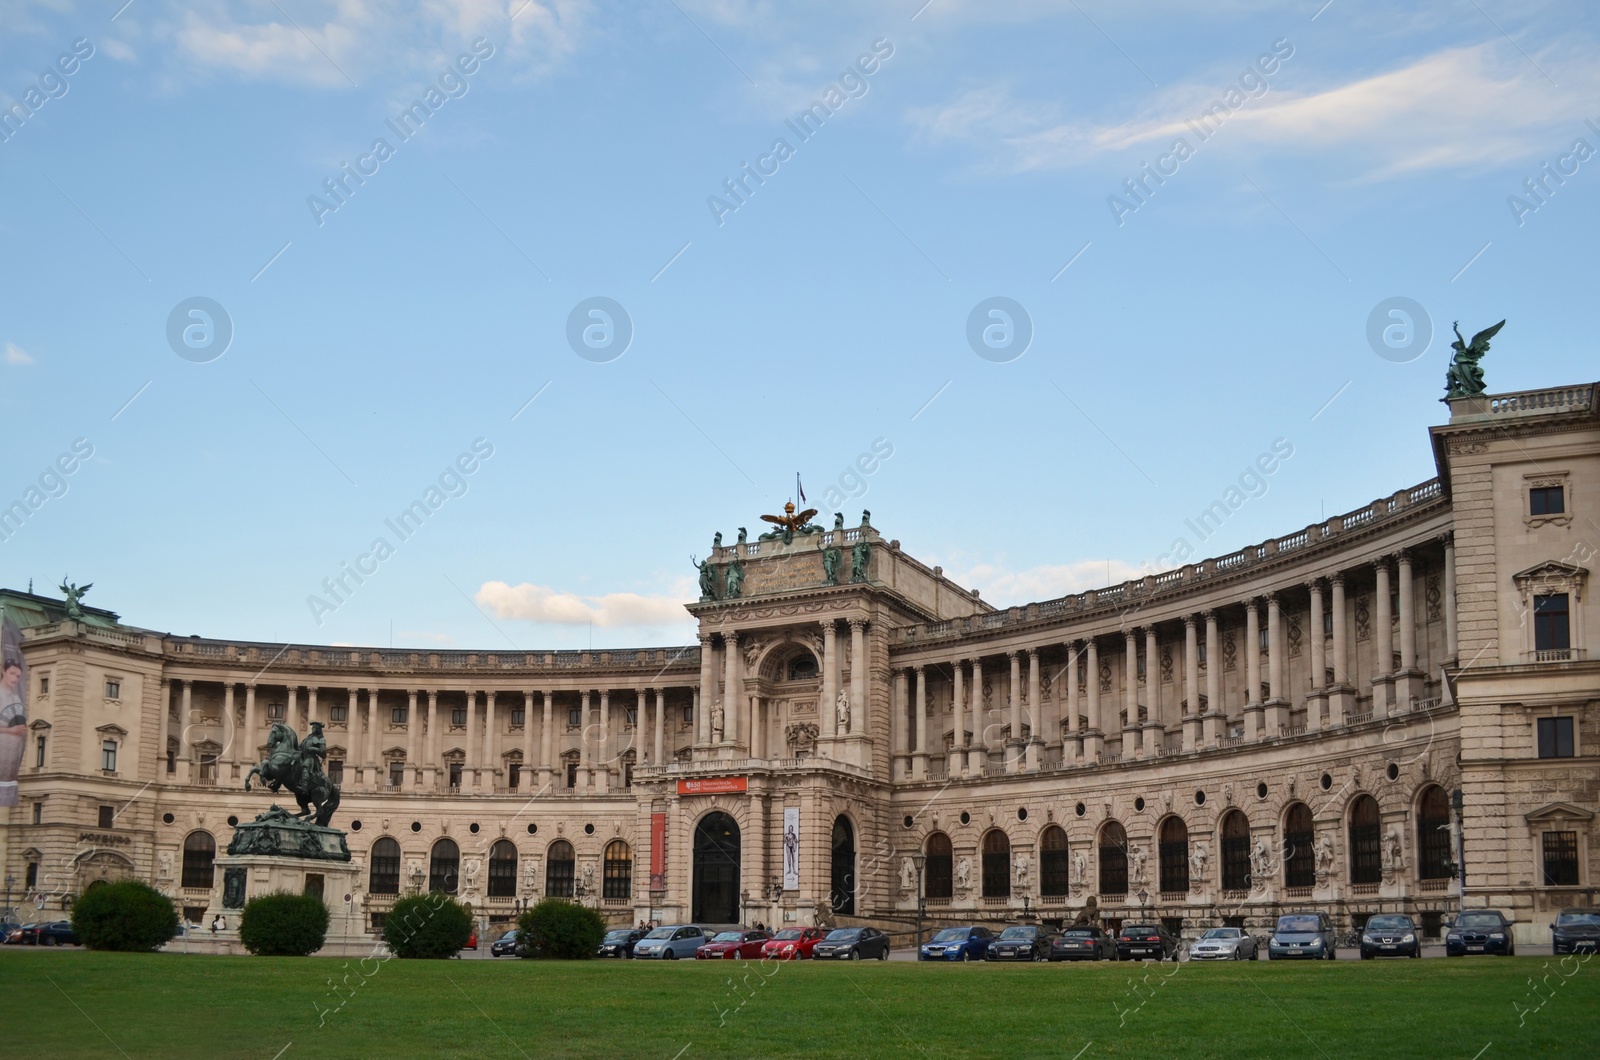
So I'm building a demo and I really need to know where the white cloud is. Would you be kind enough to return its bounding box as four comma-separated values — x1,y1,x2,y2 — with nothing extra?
4,342,34,366
476,578,694,628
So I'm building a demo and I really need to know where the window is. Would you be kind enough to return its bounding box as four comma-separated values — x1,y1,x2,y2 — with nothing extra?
1222,810,1253,890
624,706,637,729
546,840,575,898
1040,826,1069,897
1323,611,1333,636
369,838,401,895
452,706,466,727
568,706,583,728
682,705,693,725
35,735,45,767
388,760,406,787
1283,803,1315,889
101,740,118,772
1417,786,1453,880
327,759,344,785
392,705,408,725
330,703,348,723
603,840,632,899
1348,795,1381,885
511,706,525,727
1158,818,1189,893
925,833,954,898
32,802,42,825
97,805,115,828
624,759,634,787
1530,485,1565,516
566,761,577,789
267,701,286,721
105,678,121,699
167,739,177,774
1538,717,1575,759
788,653,819,681
448,763,463,790
24,863,37,889
1258,627,1269,651
507,763,520,790
429,838,460,893
198,751,217,783
39,676,49,695
488,840,518,898
981,830,1010,898
1542,831,1579,886
1533,594,1571,653
1099,822,1128,896
182,831,216,889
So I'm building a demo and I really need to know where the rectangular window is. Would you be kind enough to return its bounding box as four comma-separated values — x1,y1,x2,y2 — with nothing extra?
1258,628,1269,651
1543,831,1579,886
327,759,344,785
105,678,121,699
507,763,520,790
566,761,577,788
199,754,217,783
167,746,176,774
1323,611,1333,636
1530,485,1565,516
388,761,405,787
35,735,45,767
330,704,348,723
448,762,462,789
451,707,466,727
624,706,637,729
1538,717,1575,759
40,676,49,696
392,706,408,725
682,705,693,726
98,805,114,829
33,802,42,825
369,913,387,934
267,701,286,721
568,706,583,729
101,740,118,772
511,706,525,727
624,761,634,787
1534,594,1571,652
24,863,37,889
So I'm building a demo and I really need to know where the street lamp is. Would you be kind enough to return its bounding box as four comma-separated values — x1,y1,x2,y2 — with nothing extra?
911,852,927,949
739,889,750,927
1136,888,1149,913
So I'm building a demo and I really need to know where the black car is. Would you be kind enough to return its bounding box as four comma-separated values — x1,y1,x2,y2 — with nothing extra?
811,927,890,960
30,921,79,947
986,925,1053,962
1360,914,1421,959
1446,909,1515,957
490,929,522,957
1050,926,1116,962
1115,922,1179,961
1551,908,1600,955
597,927,648,958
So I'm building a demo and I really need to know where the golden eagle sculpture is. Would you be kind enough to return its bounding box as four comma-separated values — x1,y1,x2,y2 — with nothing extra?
759,501,820,544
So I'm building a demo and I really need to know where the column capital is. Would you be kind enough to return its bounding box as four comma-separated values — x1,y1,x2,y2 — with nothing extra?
182,678,193,689
1265,591,1280,607
847,617,867,633
1026,647,1039,661
1304,578,1322,593
724,630,739,645
1200,610,1216,623
1183,614,1198,629
1329,570,1346,586
1438,530,1455,548
699,632,714,645
1373,556,1392,572
1006,649,1019,661
913,664,925,676
1394,548,1414,566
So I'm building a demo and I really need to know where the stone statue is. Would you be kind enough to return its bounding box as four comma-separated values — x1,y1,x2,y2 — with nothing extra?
900,858,915,893
692,555,718,602
860,510,871,527
724,558,745,598
1315,833,1335,877
58,577,92,620
1071,849,1087,887
1130,845,1148,885
1382,826,1403,872
710,703,725,741
244,721,342,827
464,858,481,892
955,856,971,890
581,862,595,891
1013,852,1030,887
1189,842,1208,883
833,512,844,530
1251,836,1275,882
736,527,747,546
1071,894,1100,926
822,546,842,586
1443,319,1505,398
713,531,723,549
850,539,870,583
834,690,850,731
157,850,174,880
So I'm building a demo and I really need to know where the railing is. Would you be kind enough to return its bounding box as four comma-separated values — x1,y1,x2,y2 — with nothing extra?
1159,892,1188,903
1282,724,1307,738
1348,712,1374,725
1284,887,1313,899
1489,384,1593,415
1351,883,1380,896
1419,879,1450,892
1532,648,1581,663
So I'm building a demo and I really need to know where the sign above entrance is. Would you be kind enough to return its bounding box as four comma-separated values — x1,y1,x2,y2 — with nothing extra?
678,776,747,795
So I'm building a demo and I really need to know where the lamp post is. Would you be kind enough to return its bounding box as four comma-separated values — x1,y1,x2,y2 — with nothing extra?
911,852,926,949
4,875,13,921
739,889,750,927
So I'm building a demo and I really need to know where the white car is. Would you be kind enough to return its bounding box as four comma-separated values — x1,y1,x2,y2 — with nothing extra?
1189,927,1259,960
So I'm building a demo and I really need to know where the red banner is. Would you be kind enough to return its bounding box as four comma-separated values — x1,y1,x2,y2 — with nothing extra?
677,776,747,795
649,811,665,890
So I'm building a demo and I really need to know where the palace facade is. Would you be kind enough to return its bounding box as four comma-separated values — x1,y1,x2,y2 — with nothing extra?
3,379,1596,946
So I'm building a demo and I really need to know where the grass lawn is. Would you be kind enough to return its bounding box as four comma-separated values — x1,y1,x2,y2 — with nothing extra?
4,950,1596,1058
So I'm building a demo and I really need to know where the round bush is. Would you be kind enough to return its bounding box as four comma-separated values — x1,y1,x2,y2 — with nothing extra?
71,880,180,952
383,893,473,959
239,892,329,957
517,898,605,959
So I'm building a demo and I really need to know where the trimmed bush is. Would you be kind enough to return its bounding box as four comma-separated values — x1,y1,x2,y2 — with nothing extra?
72,880,181,952
382,893,473,959
239,891,329,956
517,899,605,959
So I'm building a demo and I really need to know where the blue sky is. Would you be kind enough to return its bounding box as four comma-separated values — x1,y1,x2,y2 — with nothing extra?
1,0,1596,650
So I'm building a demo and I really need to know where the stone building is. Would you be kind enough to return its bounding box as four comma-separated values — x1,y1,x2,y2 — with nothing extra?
2,378,1595,946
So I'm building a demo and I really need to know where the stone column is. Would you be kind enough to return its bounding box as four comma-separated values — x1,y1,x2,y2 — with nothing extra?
892,669,909,777
1204,612,1222,746
723,633,740,746
967,658,986,774
635,689,648,765
283,683,294,731
1182,616,1200,752
366,689,380,789
1244,601,1264,739
820,622,838,740
1329,573,1351,724
654,688,666,766
697,634,715,745
1396,550,1424,706
178,680,194,783
1083,639,1103,762
539,692,553,787
1006,651,1023,772
951,659,966,774
1374,559,1395,715
1025,650,1041,771
425,691,439,789
464,689,478,787
1142,626,1163,754
405,691,419,785
578,691,592,790
1442,534,1458,664
1065,643,1082,761
243,684,258,766
912,667,928,779
345,687,357,748
483,692,497,792
307,686,319,728
595,691,610,792
223,684,236,768
1265,594,1288,738
1307,582,1327,733
848,620,866,737
1123,629,1140,757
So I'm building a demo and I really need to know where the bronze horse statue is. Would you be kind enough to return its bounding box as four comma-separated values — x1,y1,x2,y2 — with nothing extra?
244,721,341,827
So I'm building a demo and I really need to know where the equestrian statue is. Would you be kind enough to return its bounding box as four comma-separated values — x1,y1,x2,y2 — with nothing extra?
244,721,342,828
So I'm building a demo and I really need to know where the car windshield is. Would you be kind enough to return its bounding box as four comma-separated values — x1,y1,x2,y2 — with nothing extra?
643,928,675,939
1277,916,1321,933
602,930,632,941
1557,911,1600,928
1201,928,1239,939
931,929,967,942
713,932,743,942
999,927,1035,940
774,929,804,940
1366,916,1411,932
1456,913,1503,929
825,929,861,940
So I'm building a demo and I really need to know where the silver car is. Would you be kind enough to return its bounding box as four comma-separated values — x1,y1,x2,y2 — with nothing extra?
631,925,706,960
1189,926,1259,960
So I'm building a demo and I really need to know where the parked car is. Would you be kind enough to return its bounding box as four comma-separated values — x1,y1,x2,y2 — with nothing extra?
1190,927,1258,961
631,925,706,960
1446,910,1515,957
696,929,772,960
1116,922,1180,962
986,925,1053,962
761,927,828,960
2,922,34,945
489,929,522,957
596,927,648,958
919,925,994,962
464,931,477,950
1360,914,1421,959
1049,926,1116,962
812,927,890,960
1550,908,1600,955
30,921,79,947
1268,912,1336,960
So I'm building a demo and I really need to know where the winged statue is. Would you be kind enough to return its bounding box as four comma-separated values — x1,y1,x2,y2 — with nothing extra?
59,578,93,620
758,501,820,544
1443,319,1505,398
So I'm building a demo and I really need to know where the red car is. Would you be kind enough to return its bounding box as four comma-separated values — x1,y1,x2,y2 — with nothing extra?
695,929,771,959
761,927,828,960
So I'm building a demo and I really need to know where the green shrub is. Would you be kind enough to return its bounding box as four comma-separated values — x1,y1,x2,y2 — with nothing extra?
382,893,473,959
517,899,605,959
239,891,330,956
71,880,181,952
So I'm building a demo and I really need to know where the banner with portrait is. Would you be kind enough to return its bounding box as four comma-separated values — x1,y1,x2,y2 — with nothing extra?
0,615,28,806
782,807,800,890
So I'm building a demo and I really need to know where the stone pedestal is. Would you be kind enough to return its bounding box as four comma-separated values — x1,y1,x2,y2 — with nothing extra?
1263,699,1290,737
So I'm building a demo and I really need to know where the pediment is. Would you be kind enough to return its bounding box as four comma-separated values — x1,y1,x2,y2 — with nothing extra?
1512,561,1587,589
95,723,128,737
29,718,52,731
1525,801,1594,823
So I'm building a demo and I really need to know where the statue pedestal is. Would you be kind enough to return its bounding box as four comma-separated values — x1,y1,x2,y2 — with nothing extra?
193,852,371,957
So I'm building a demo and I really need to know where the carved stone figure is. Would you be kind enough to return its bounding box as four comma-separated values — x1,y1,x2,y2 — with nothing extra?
1189,842,1208,883
713,532,722,549
692,555,718,602
835,690,850,731
1315,834,1335,878
955,856,971,890
1013,853,1030,887
1443,319,1505,398
1130,845,1148,885
736,526,747,546
833,512,844,530
464,858,481,892
58,578,92,620
784,722,819,755
1071,849,1088,886
582,862,596,891
1251,836,1275,882
850,539,871,583
822,546,842,586
724,558,745,598
157,850,174,880
900,857,915,893
710,703,725,741
222,866,247,910
1071,894,1100,926
860,510,871,527
1382,826,1403,872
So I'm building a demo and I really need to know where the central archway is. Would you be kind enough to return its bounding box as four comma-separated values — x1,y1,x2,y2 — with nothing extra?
693,812,741,924
831,816,856,915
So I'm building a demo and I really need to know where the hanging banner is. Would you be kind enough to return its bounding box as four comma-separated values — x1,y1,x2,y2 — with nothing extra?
782,807,800,890
0,615,27,808
677,776,746,795
649,811,666,891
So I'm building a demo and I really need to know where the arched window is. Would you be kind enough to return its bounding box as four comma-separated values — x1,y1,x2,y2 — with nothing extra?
1040,826,1069,897
603,840,632,900
1220,810,1251,891
1099,821,1128,896
1348,795,1381,885
369,837,401,895
786,652,819,681
925,832,953,899
430,838,460,893
1158,817,1189,893
487,840,518,898
546,840,575,898
181,831,215,889
1284,803,1315,888
1417,786,1453,880
981,830,1010,898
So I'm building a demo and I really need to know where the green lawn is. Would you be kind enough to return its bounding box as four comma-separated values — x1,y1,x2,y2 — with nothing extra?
3,950,1595,1058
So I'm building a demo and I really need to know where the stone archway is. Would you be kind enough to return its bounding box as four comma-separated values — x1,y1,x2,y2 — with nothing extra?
692,812,741,924
830,815,856,915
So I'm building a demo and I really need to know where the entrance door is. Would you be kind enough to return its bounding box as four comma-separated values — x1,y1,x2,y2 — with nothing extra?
831,815,855,915
693,812,741,924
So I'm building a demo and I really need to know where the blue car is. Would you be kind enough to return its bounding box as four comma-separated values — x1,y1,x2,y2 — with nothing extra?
631,925,706,960
919,925,994,962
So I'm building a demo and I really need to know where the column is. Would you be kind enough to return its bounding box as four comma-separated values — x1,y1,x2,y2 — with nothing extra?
1065,643,1082,758
1204,612,1222,745
483,692,497,791
848,620,866,737
1006,651,1023,772
1329,574,1352,726
750,694,763,759
307,687,319,728
892,669,909,777
539,691,554,787
578,691,592,790
820,622,838,740
1374,559,1395,715
1025,650,1041,771
1182,616,1200,752
1142,626,1163,753
1123,629,1140,756
967,658,985,774
636,689,648,765
1083,639,1103,762
1265,594,1288,737
1307,582,1327,733
1442,534,1458,663
1397,550,1424,705
654,689,666,766
366,689,380,788
912,667,928,779
697,634,715,745
345,688,358,742
283,683,295,731
951,659,966,774
180,680,194,783
405,691,419,786
223,684,236,767
464,690,478,788
723,633,740,746
243,684,258,764
425,691,439,789
1244,601,1264,738
595,691,610,792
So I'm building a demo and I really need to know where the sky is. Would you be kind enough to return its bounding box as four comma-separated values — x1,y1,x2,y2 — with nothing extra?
1,0,1596,652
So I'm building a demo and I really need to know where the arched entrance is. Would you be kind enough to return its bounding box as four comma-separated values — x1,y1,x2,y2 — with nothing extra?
693,812,740,924
830,816,856,915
